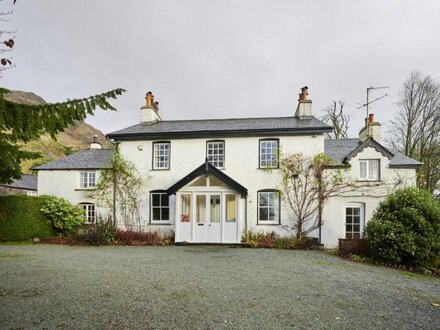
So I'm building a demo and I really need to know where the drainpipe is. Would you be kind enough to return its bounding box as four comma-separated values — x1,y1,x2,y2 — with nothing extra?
111,140,119,227
113,168,117,227
244,196,248,242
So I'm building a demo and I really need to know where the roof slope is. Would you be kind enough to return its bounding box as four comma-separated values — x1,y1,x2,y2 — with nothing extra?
107,116,332,140
167,161,248,197
1,174,38,190
33,149,113,170
324,139,422,168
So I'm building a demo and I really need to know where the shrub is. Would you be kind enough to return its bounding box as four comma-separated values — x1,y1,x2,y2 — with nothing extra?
94,215,117,242
245,230,318,249
115,229,174,245
0,195,56,241
40,195,85,234
365,187,440,267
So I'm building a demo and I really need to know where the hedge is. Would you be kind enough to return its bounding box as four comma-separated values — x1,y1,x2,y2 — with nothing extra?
0,195,56,241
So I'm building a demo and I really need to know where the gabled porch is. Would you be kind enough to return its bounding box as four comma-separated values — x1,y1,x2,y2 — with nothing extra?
167,160,247,244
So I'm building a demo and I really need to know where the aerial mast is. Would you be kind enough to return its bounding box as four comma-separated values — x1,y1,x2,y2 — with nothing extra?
358,86,389,117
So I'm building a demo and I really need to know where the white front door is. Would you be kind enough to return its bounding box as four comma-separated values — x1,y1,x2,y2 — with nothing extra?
194,193,222,243
207,194,221,243
194,194,208,242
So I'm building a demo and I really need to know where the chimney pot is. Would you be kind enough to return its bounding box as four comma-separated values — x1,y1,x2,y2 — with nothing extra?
368,113,374,123
141,91,161,123
146,91,153,108
90,135,102,149
295,86,312,118
298,86,309,101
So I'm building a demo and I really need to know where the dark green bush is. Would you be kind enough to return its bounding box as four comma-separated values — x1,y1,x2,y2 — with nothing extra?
40,195,85,234
365,187,440,267
0,195,56,241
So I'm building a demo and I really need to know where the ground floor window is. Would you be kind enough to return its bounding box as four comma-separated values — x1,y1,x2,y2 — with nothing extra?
345,206,361,239
151,192,170,222
257,190,280,224
80,203,96,224
226,194,237,222
181,194,191,222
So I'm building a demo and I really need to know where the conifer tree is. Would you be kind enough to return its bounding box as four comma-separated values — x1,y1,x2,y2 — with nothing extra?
0,87,126,183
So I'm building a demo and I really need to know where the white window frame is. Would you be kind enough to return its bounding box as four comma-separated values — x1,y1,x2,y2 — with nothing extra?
259,140,279,169
358,159,380,181
153,142,170,170
257,191,280,224
345,204,364,239
80,203,96,224
79,171,97,188
206,140,225,169
150,192,170,223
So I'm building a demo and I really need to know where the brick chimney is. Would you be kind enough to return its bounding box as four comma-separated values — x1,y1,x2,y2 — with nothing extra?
295,86,312,119
90,135,102,149
141,91,161,124
359,113,381,142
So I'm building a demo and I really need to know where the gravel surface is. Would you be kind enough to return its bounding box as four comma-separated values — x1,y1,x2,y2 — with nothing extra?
0,244,439,329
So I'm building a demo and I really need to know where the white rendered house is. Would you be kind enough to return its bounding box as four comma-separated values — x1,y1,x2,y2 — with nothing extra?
35,88,421,246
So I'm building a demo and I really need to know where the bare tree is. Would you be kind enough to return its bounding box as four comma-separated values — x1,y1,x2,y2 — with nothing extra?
0,0,17,77
322,100,349,139
278,153,351,240
90,148,149,229
389,71,440,193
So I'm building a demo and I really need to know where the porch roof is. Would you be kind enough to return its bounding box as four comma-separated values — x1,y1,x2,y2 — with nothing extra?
166,160,248,197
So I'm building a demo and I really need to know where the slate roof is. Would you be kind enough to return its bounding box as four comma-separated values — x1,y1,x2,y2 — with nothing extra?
1,174,38,190
33,149,113,170
324,139,422,168
107,116,332,140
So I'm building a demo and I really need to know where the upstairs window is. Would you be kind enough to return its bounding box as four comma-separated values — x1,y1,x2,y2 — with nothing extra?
153,142,170,170
359,159,380,181
80,171,96,188
259,139,279,168
207,141,225,168
151,192,170,223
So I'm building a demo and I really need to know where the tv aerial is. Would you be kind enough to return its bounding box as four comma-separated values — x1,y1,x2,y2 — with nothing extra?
357,86,389,117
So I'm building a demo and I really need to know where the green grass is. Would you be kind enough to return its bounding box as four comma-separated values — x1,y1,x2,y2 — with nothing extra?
0,253,25,258
0,241,32,245
314,259,333,266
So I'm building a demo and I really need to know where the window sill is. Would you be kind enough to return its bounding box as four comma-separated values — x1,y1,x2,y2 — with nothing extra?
256,222,280,226
149,222,172,225
257,167,279,171
150,169,170,171
75,188,97,191
356,180,382,183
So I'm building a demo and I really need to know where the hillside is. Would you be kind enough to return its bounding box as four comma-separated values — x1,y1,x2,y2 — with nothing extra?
4,90,110,173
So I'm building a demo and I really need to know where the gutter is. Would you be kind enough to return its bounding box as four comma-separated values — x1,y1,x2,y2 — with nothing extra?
106,127,333,141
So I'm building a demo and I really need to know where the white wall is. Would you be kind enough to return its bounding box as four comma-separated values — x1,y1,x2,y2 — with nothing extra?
37,170,109,219
321,146,417,246
37,140,417,246
118,134,325,234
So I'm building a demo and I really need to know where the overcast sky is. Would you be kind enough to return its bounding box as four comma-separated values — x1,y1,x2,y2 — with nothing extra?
2,0,440,139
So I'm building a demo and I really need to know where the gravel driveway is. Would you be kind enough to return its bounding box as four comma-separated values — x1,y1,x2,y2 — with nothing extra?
0,244,439,329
